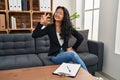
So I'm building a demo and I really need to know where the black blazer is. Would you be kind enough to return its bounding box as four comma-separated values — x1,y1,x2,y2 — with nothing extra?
32,23,83,56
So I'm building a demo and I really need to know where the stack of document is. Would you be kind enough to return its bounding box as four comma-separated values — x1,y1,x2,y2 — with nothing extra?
8,0,22,10
39,0,51,12
11,16,16,29
53,63,81,77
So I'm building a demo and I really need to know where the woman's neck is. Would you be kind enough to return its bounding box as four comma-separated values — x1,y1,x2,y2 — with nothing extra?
55,22,61,27
55,22,61,33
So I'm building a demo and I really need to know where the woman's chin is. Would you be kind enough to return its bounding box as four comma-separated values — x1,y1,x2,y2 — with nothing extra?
55,20,62,22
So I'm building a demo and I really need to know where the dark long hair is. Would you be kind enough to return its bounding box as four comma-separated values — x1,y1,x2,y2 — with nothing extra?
53,6,73,41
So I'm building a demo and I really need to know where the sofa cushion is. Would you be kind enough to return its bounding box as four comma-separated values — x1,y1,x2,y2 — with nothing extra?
38,53,56,66
0,54,43,70
0,34,35,56
68,30,89,52
78,52,98,66
35,35,50,53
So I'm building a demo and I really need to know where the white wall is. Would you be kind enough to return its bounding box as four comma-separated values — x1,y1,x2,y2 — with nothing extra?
75,0,83,29
115,0,120,54
99,0,120,80
53,0,73,14
53,0,82,29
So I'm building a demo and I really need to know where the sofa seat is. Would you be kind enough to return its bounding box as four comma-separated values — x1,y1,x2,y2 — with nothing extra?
78,52,98,66
38,53,55,66
0,54,43,70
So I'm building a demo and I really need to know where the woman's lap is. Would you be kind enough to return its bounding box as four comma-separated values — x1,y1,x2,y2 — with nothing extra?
51,50,79,64
50,50,88,71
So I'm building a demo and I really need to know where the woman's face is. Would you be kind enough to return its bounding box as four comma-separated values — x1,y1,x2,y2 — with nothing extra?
54,8,64,22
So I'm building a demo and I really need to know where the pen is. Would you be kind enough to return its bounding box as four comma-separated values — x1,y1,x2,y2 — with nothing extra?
67,66,71,72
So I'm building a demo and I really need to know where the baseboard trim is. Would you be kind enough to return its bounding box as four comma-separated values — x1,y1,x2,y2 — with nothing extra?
98,72,116,80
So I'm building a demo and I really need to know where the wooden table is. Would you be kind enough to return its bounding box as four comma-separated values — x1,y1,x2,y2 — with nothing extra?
0,65,96,80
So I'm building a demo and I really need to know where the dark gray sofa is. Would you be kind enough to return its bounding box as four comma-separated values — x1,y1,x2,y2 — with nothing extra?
0,33,104,75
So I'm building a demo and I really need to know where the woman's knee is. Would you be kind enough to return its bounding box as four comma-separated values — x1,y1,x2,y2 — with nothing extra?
66,51,77,58
69,51,78,56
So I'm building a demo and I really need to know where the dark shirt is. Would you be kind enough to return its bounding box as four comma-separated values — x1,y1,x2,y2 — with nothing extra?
32,23,83,56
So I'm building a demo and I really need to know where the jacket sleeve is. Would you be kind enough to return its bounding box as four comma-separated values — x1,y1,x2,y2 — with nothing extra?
32,22,49,38
71,29,83,50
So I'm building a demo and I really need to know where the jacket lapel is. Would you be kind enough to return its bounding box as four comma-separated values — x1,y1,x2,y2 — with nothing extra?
52,25,61,46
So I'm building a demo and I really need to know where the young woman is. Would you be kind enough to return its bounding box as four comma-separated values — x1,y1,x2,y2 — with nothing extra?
32,6,88,71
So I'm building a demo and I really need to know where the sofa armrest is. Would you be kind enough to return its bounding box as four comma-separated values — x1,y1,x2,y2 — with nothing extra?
87,40,104,71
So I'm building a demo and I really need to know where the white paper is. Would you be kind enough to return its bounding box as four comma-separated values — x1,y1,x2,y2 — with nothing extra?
53,63,81,77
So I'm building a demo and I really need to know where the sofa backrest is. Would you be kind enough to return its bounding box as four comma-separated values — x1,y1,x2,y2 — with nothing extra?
0,34,35,56
35,35,50,53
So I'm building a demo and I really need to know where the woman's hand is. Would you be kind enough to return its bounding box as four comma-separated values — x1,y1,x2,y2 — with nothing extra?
67,47,74,51
40,13,49,26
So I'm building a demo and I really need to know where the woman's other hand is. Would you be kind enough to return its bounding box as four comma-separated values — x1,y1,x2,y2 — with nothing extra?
40,13,49,26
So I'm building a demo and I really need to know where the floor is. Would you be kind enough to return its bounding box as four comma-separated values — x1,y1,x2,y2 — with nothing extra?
95,72,116,80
